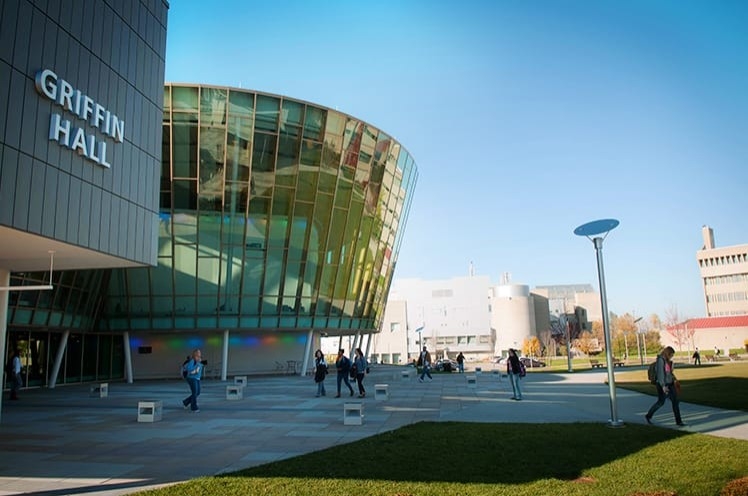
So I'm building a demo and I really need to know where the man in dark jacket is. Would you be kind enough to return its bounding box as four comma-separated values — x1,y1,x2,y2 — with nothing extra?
334,349,354,398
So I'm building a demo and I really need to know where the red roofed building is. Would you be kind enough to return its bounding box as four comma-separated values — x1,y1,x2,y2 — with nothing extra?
663,315,748,355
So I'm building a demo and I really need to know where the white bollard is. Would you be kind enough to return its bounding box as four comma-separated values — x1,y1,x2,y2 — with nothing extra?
137,400,163,422
234,376,247,387
374,384,389,401
226,385,243,400
343,402,364,425
466,375,477,388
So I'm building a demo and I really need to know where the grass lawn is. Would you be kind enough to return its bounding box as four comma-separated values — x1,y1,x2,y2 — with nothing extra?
134,363,748,496
137,422,748,496
614,362,748,413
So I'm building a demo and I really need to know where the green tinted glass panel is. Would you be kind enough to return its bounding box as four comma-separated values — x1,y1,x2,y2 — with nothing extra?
252,132,276,173
255,95,279,132
172,116,198,178
200,87,227,125
228,90,254,117
281,99,303,126
172,86,198,111
296,170,318,202
303,106,325,141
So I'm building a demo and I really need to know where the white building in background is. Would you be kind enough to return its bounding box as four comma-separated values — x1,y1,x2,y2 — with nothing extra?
491,284,549,356
697,225,748,317
533,284,601,322
371,275,493,364
373,275,557,363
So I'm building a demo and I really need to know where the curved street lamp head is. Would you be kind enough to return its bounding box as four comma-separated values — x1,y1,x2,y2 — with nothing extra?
574,219,620,240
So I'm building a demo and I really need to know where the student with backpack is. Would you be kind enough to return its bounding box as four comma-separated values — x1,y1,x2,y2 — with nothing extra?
507,348,524,401
181,349,204,412
645,346,685,426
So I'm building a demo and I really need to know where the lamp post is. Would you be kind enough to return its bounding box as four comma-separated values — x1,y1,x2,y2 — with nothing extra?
574,218,623,428
633,317,643,365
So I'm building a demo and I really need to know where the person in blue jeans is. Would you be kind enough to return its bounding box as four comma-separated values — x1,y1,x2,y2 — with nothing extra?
645,346,684,426
507,348,523,400
314,349,328,397
182,349,204,412
334,349,354,398
418,346,432,382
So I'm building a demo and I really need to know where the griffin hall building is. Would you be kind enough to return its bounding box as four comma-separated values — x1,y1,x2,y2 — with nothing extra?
1,0,418,404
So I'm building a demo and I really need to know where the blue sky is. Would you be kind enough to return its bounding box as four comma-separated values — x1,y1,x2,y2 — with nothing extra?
165,0,748,320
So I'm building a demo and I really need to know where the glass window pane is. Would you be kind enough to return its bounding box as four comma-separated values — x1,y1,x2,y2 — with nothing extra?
200,87,227,125
296,170,317,203
226,117,251,182
174,245,197,295
197,257,220,294
173,86,198,111
172,115,198,178
325,111,345,136
303,106,325,141
252,132,276,173
255,95,279,132
300,140,321,167
281,99,303,127
173,180,197,211
228,90,254,117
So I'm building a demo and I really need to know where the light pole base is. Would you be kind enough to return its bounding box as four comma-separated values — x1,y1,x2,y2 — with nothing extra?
606,419,625,428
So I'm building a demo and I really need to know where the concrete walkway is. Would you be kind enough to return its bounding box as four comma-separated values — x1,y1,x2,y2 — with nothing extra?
0,366,746,496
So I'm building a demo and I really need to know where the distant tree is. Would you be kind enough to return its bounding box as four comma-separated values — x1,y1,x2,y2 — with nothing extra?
647,313,662,330
538,328,556,357
522,337,542,357
663,305,695,352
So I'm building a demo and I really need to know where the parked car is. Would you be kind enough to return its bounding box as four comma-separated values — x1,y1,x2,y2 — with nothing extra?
520,357,546,368
494,356,546,368
434,358,459,372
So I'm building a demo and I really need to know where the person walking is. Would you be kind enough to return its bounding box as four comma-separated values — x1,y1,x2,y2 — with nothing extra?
181,349,204,412
418,346,432,382
507,348,523,400
353,348,368,397
334,349,354,398
313,349,328,397
8,348,22,400
692,348,701,366
456,352,465,373
645,346,685,426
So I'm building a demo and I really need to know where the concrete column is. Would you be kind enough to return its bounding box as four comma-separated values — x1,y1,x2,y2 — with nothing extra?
49,330,70,388
364,333,372,359
221,329,229,381
0,268,9,424
300,329,313,376
123,332,133,383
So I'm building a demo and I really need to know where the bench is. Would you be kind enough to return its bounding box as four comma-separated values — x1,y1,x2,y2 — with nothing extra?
589,359,604,369
705,354,715,362
611,358,625,367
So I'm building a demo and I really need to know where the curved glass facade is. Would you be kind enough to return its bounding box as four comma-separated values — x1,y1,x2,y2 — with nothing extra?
103,85,418,336
5,84,417,383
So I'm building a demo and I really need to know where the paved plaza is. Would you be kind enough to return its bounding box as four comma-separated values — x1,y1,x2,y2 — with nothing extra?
1,365,746,495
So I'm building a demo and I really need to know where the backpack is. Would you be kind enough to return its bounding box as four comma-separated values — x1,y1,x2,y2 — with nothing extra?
647,358,658,384
181,357,190,379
